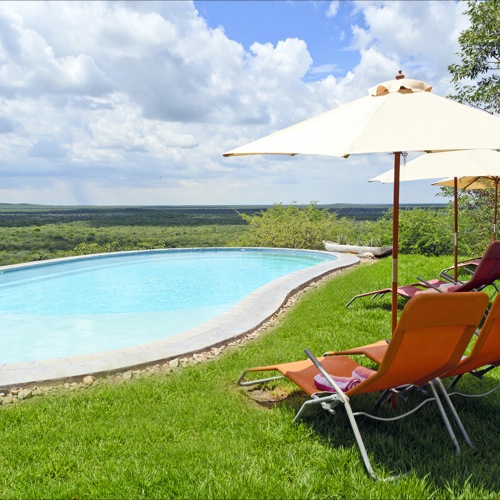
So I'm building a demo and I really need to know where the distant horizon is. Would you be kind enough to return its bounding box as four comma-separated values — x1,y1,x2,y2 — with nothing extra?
0,201,448,209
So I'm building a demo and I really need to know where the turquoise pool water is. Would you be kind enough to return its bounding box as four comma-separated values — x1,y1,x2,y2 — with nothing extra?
0,249,336,364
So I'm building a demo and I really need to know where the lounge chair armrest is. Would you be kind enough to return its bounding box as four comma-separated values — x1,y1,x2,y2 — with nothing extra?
323,340,388,365
438,258,480,283
439,273,466,285
323,347,376,357
323,350,342,356
438,270,456,283
416,276,444,292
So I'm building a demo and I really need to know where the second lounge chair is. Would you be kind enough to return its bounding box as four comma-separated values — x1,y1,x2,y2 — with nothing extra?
346,240,500,307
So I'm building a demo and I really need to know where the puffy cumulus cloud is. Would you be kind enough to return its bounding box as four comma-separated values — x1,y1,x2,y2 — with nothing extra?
350,48,401,95
350,0,468,93
242,38,323,126
2,1,178,58
249,39,312,80
119,13,249,124
0,0,472,206
0,10,113,99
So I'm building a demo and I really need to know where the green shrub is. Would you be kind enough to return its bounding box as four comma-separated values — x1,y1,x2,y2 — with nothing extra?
435,186,498,256
386,208,455,256
237,202,341,249
237,203,393,250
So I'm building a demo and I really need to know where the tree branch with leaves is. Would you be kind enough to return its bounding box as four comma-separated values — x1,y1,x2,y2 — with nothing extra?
448,0,500,113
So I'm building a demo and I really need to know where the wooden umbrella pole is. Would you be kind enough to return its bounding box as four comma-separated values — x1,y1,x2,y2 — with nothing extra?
494,178,498,241
392,152,401,334
454,177,458,283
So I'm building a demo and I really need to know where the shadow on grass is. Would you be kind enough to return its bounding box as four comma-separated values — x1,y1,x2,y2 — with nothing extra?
246,386,306,409
348,298,411,312
244,381,500,490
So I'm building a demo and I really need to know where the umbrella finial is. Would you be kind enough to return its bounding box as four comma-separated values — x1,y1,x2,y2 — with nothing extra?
369,72,431,96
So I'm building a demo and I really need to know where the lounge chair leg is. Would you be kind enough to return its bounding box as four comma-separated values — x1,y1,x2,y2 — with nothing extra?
435,378,473,448
345,295,359,307
449,374,463,389
237,369,284,387
428,381,461,454
294,395,378,480
343,399,378,480
449,382,500,399
294,395,334,422
374,390,391,409
300,350,379,480
470,364,496,379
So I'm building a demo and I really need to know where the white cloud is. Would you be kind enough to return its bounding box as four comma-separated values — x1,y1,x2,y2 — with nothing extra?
350,0,468,93
0,0,471,206
326,1,340,18
0,10,113,99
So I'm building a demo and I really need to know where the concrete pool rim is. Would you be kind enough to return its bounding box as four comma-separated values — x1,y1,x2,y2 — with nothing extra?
0,247,359,389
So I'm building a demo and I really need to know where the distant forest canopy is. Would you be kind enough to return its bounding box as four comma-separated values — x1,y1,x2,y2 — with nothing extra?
0,202,466,266
0,203,446,226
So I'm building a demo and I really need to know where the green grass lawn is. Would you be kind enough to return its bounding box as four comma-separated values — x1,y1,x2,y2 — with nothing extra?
1,255,499,498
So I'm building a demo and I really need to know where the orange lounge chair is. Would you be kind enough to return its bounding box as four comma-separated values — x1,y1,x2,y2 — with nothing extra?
237,292,489,480
446,296,500,395
330,292,500,397
446,293,500,380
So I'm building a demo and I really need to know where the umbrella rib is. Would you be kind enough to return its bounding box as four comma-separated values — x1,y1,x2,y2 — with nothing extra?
461,177,481,189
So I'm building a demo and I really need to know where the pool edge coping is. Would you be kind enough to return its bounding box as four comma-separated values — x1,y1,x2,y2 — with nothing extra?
0,249,359,390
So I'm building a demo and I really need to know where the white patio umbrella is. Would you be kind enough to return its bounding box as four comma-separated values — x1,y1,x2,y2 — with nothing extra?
370,149,500,281
433,168,500,241
224,73,500,333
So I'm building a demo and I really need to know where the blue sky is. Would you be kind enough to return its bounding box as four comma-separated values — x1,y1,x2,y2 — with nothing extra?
0,1,470,206
195,1,362,79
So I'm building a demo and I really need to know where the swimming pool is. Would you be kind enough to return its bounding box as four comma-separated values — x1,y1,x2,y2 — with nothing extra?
0,248,359,387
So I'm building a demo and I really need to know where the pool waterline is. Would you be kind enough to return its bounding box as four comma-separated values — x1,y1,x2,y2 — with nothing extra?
0,248,359,389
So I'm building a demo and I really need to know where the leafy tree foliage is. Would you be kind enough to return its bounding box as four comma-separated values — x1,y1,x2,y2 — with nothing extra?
0,224,244,266
237,202,392,250
238,202,461,256
237,203,339,249
441,0,500,256
385,208,455,256
448,0,500,113
438,186,496,255
0,204,466,265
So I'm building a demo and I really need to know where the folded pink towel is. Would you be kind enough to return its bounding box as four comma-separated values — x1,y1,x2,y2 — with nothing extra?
352,366,377,381
313,374,361,392
313,366,377,392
